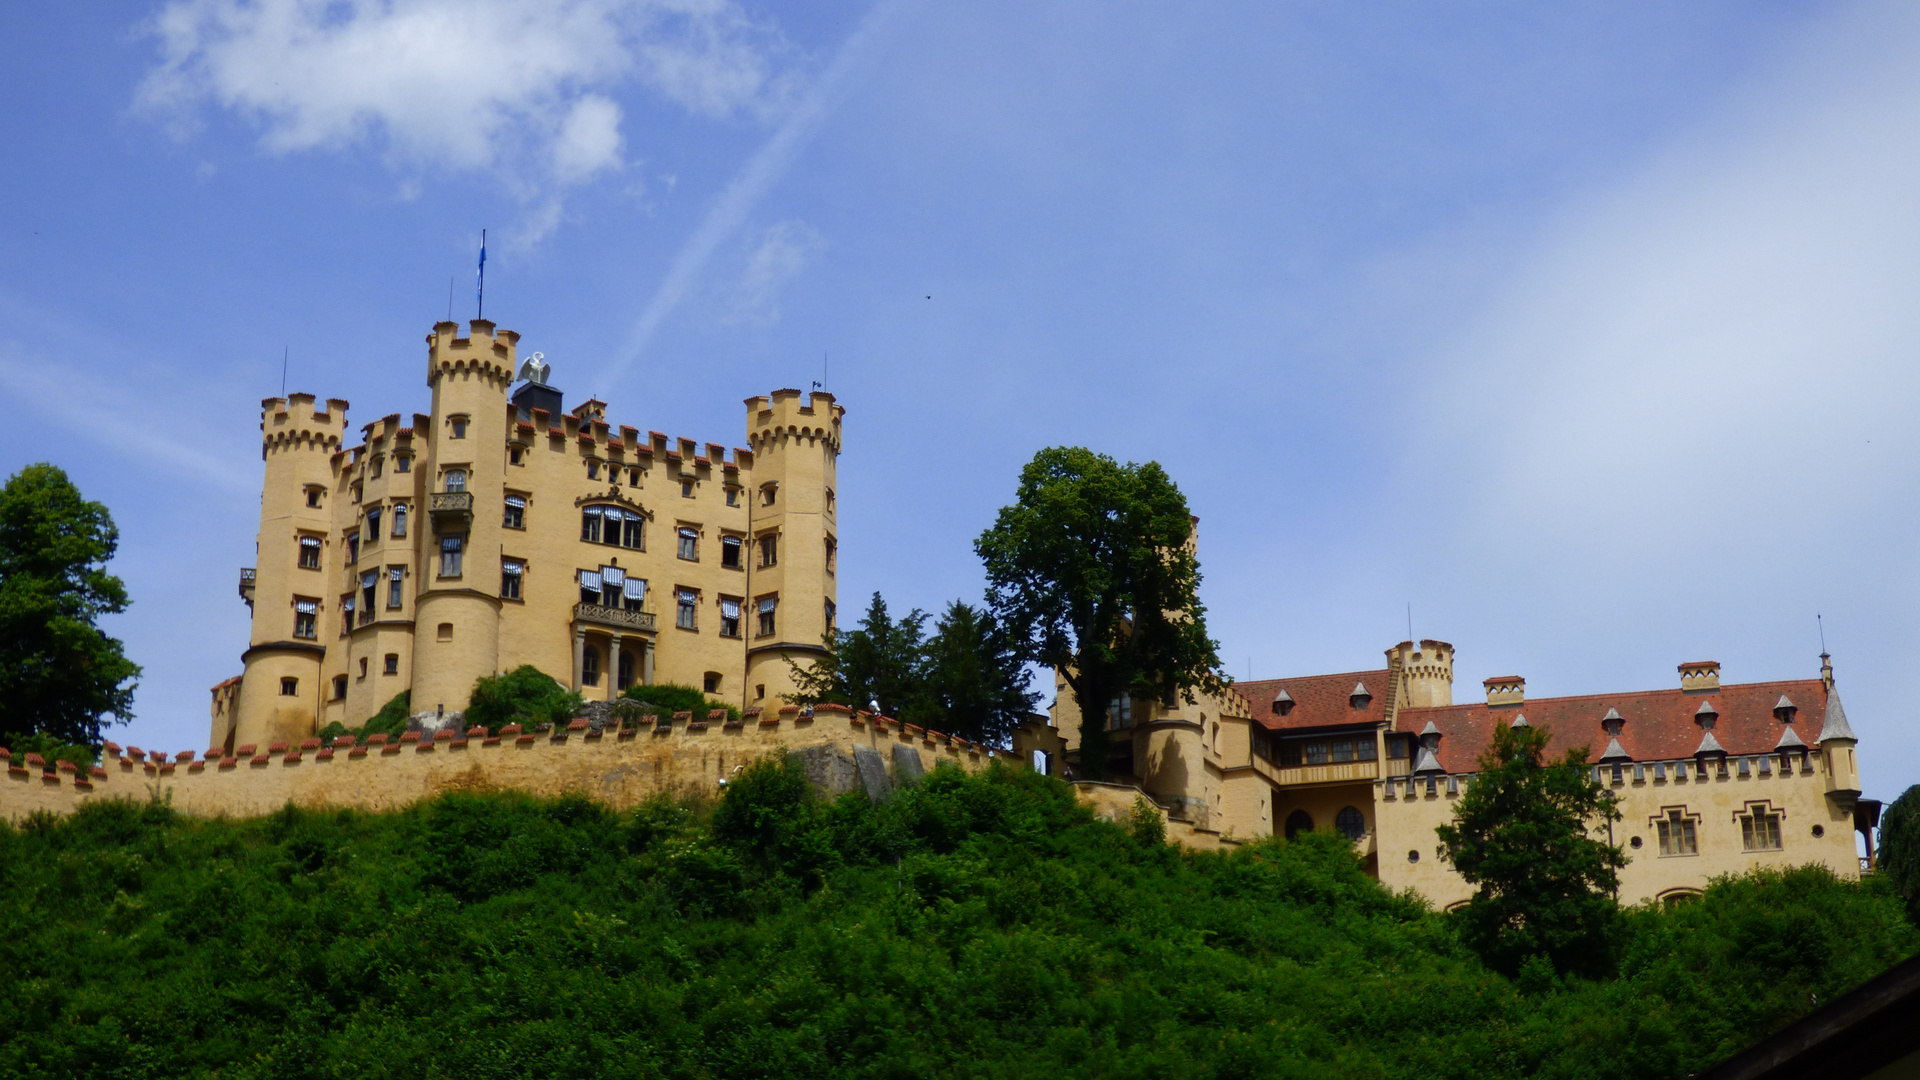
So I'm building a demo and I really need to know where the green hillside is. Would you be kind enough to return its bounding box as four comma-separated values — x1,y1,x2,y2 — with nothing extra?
1,763,1910,1079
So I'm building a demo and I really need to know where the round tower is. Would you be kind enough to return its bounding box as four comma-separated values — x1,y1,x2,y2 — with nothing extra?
1387,639,1455,709
234,393,349,749
408,320,517,723
740,389,844,706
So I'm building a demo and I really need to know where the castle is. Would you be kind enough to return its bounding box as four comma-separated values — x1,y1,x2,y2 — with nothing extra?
213,319,842,751
1013,635,1876,906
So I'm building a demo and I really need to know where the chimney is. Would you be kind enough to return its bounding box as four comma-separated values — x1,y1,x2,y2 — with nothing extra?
1679,661,1720,693
1483,675,1524,708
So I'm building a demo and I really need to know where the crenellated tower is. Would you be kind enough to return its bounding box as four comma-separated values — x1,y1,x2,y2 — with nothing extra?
234,393,350,748
409,320,518,719
741,389,843,705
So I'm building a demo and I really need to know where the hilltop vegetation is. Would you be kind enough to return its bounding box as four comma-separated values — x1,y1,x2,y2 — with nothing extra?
0,764,1911,1079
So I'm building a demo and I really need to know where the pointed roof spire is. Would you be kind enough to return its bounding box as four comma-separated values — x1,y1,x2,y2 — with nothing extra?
1598,737,1631,763
1818,690,1857,742
1775,725,1807,751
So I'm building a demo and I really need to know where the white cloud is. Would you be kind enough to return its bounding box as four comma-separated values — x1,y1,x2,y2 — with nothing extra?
725,220,825,324
138,0,782,189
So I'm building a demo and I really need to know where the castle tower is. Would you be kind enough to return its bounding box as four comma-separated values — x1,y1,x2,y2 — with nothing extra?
1386,639,1454,711
740,389,844,707
233,393,350,748
409,320,518,720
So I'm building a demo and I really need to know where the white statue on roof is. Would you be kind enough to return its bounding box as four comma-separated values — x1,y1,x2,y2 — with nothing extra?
517,352,551,386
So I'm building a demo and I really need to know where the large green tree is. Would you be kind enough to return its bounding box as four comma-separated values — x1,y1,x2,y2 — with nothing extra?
918,600,1039,745
1437,720,1625,980
975,447,1223,780
0,464,140,747
1876,784,1920,915
788,592,931,720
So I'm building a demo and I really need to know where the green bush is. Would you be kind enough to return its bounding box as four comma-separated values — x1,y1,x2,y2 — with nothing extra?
622,681,738,725
1880,785,1920,910
0,767,1908,1079
317,689,412,745
466,666,582,733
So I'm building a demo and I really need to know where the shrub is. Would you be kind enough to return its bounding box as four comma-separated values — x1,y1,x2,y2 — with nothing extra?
621,681,738,725
466,667,580,733
318,690,412,745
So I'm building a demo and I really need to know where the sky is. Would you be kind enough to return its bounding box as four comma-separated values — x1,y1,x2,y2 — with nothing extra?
3,1,1917,811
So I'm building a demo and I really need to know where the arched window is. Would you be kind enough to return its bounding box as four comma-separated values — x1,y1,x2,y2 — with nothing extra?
1284,810,1313,840
444,470,466,493
1335,806,1366,841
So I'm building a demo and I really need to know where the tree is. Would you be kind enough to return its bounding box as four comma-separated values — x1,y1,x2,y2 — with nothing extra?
0,464,141,747
919,600,1038,746
465,666,582,733
1437,720,1625,980
1877,785,1920,915
974,447,1224,779
788,592,930,719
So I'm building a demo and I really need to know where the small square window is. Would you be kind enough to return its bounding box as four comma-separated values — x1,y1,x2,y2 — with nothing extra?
761,484,777,506
298,536,323,569
509,447,523,466
587,461,600,480
451,418,467,439
332,675,348,700
396,455,411,473
384,653,399,675
726,488,739,507
281,677,299,696
629,469,642,486
704,672,721,693
681,479,694,498
306,488,323,508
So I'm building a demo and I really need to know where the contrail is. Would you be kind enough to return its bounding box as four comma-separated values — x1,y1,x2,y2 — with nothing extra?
597,0,908,390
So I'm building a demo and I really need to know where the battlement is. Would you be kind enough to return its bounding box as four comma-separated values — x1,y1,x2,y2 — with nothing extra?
2,708,1019,825
260,393,350,456
426,319,519,388
745,389,842,452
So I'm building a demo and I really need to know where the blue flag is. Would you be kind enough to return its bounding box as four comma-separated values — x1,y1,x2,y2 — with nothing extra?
476,229,487,319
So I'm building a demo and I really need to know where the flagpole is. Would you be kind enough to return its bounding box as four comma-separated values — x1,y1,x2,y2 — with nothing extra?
476,229,487,321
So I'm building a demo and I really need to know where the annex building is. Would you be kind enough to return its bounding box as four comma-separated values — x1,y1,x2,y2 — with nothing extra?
213,319,843,751
1016,635,1876,907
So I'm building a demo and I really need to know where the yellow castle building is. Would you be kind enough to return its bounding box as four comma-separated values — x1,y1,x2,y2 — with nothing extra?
1016,636,1876,907
213,319,843,751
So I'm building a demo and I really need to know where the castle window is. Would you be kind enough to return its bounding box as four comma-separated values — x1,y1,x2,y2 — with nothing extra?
601,508,625,547
358,658,368,679
704,672,722,693
825,536,836,574
1741,803,1783,852
360,572,376,625
365,508,381,545
1107,696,1133,731
721,536,742,568
387,567,404,608
371,457,383,478
450,416,468,439
396,455,411,473
581,507,603,543
501,560,523,600
759,533,778,568
299,536,323,569
757,596,777,637
825,598,836,630
587,461,600,481
332,675,347,701
293,598,318,639
629,469,642,486
306,487,323,508
681,479,694,498
677,589,699,630
392,504,408,537
281,677,299,696
444,470,466,493
582,646,600,687
384,654,399,675
1335,806,1366,841
504,495,525,529
719,598,741,638
437,623,453,641
621,576,646,611
577,569,602,604
509,447,523,466
439,537,463,578
597,565,624,607
677,527,699,561
340,595,355,637
345,532,360,565
726,487,739,507
761,483,777,506
825,488,835,515
1657,809,1698,856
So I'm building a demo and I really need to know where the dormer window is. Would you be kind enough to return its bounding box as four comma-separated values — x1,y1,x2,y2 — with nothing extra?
1271,689,1294,717
1773,695,1798,723
1349,681,1372,709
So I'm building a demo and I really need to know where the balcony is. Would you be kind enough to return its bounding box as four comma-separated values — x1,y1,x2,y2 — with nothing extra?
1271,759,1381,787
574,602,656,633
239,567,256,606
429,491,473,534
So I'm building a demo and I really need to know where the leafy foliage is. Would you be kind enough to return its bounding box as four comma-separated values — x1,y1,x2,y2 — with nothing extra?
0,768,1906,1078
1437,721,1626,979
1878,784,1920,913
0,463,141,746
317,690,412,745
789,593,1037,744
621,681,739,725
975,447,1224,778
467,665,583,733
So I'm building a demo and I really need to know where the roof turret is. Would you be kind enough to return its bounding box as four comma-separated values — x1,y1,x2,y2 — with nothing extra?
1817,690,1857,743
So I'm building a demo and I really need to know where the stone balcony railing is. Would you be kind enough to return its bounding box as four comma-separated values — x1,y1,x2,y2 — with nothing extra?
573,602,656,632
429,491,473,534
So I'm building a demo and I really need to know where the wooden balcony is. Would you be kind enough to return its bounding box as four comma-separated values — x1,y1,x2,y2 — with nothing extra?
429,491,473,534
1271,759,1380,787
574,602,656,633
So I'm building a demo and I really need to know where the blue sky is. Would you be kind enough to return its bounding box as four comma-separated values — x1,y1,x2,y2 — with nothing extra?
4,2,1918,812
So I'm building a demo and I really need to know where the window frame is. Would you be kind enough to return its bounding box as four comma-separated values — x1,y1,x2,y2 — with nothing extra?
676,588,699,631
756,595,777,637
439,536,463,578
1740,802,1784,852
504,495,525,529
1656,808,1699,857
298,535,324,570
677,527,699,561
501,559,523,600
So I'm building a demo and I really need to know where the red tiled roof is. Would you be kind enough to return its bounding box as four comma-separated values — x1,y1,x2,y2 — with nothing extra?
1398,679,1828,773
1235,670,1391,732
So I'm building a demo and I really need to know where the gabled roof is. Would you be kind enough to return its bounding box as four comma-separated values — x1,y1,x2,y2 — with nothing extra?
1396,678,1828,773
1234,669,1391,733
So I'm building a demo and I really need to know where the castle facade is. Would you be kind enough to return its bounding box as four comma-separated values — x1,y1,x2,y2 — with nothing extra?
215,319,842,750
